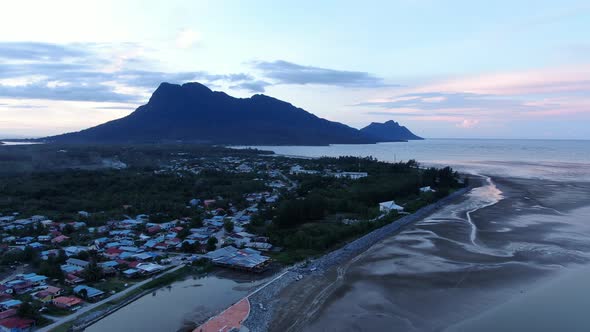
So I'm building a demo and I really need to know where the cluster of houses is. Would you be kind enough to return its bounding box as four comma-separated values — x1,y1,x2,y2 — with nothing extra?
0,270,108,331
155,155,277,177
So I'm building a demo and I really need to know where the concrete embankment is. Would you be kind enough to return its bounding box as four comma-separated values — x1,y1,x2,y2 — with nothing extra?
241,185,474,332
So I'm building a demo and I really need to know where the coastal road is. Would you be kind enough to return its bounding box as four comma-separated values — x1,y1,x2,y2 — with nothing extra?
38,264,186,332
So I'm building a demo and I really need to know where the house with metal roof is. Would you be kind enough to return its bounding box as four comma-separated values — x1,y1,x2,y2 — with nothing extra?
203,246,271,272
378,200,404,213
66,258,90,268
73,285,104,299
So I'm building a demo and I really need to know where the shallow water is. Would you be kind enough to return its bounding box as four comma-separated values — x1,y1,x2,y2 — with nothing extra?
296,177,590,331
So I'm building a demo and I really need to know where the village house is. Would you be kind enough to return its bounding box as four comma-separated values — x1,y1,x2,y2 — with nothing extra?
289,165,320,175
420,186,436,193
0,317,34,332
203,246,271,273
0,300,21,311
52,296,83,310
379,200,405,213
51,235,69,244
32,286,62,303
135,263,164,275
65,258,90,269
73,285,104,300
0,309,16,321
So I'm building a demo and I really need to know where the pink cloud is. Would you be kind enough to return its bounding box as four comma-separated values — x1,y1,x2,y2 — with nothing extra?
418,64,590,96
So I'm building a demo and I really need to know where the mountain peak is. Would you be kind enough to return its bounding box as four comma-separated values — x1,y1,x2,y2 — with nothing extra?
181,82,213,94
384,120,400,125
360,120,423,141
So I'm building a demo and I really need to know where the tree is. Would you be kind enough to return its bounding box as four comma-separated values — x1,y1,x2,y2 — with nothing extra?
180,241,194,253
77,250,90,261
78,288,88,299
82,261,103,282
56,249,68,264
17,301,39,321
206,237,218,251
63,224,75,235
223,220,234,233
22,246,37,262
177,227,190,240
39,259,65,282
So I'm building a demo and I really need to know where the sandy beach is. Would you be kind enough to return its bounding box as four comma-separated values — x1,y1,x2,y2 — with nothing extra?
263,175,590,331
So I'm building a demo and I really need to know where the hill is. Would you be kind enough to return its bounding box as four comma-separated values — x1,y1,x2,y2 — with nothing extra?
360,120,423,142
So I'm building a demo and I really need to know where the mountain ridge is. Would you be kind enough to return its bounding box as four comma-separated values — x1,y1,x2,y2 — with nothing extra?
45,82,421,145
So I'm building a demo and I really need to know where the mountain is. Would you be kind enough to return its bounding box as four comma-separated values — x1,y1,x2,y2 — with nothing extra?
360,120,423,141
45,82,378,145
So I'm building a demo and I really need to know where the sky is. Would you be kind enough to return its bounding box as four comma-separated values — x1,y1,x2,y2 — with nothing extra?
0,0,589,139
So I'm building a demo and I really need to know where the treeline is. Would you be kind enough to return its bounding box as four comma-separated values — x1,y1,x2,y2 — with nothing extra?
273,159,462,228
0,143,272,173
253,158,464,262
0,168,266,222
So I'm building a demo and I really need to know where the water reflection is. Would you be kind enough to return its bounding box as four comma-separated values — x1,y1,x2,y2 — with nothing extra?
86,272,268,332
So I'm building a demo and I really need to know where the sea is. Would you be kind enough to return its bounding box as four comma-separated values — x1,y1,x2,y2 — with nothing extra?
243,138,590,181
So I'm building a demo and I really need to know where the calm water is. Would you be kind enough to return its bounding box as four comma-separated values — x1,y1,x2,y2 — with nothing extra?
247,139,590,163
0,141,42,145
86,273,268,332
244,139,590,180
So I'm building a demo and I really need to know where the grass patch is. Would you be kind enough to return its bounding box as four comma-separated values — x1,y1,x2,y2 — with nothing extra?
44,306,73,317
91,277,137,294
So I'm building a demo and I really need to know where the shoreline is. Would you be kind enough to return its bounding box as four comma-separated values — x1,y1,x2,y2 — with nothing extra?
190,179,477,332
271,175,590,332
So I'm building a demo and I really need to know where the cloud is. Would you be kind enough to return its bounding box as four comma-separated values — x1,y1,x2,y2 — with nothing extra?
93,105,137,110
418,65,590,96
229,80,271,93
367,111,468,117
456,119,479,129
358,92,540,111
0,42,87,61
357,64,590,127
0,104,47,109
0,43,392,104
0,82,139,103
253,60,390,88
175,28,201,49
0,42,262,103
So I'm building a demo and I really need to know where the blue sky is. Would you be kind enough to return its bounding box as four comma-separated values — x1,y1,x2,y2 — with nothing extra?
0,0,589,138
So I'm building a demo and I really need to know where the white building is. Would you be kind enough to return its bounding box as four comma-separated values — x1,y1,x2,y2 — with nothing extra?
332,172,368,180
289,165,320,175
379,200,404,213
420,186,435,193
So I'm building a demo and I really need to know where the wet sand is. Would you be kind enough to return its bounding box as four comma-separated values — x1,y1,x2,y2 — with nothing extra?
268,176,590,331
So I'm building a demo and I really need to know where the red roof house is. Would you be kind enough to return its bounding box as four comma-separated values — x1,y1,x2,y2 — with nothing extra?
0,317,34,331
